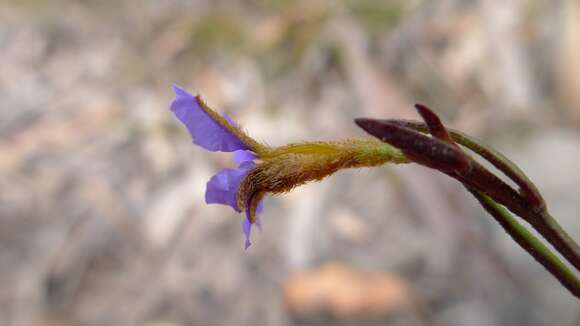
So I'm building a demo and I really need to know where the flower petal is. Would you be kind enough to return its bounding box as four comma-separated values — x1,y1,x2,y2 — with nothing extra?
241,198,265,249
170,85,249,152
233,150,258,164
242,189,269,249
205,162,255,212
242,217,253,249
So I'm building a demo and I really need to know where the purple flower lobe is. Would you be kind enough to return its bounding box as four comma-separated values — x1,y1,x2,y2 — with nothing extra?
170,85,249,152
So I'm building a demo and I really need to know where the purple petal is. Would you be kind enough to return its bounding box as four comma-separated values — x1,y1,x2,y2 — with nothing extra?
233,150,258,164
242,197,265,249
242,218,252,249
205,162,255,212
170,85,249,152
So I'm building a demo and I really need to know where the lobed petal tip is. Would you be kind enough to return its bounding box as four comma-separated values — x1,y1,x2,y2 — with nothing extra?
242,218,252,249
241,199,266,249
172,84,184,94
169,85,250,152
171,84,197,100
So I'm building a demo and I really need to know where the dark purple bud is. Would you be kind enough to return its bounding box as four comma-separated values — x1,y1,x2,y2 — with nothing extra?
355,118,471,174
383,118,545,209
414,104,454,144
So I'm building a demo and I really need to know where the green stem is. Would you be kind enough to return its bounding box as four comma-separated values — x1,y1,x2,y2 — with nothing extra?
391,120,580,271
467,188,580,298
531,212,580,272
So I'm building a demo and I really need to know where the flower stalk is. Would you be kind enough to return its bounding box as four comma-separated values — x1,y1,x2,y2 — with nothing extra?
355,104,580,298
358,111,580,273
468,189,580,297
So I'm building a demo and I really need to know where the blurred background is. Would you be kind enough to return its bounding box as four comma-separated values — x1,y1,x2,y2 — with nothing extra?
1,0,579,325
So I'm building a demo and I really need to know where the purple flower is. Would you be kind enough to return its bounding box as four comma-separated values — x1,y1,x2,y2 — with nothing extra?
170,85,407,249
170,85,263,248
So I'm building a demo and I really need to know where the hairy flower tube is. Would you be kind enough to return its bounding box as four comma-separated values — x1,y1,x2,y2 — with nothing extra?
170,85,407,248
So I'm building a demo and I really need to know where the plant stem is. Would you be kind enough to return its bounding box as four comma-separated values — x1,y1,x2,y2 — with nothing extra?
467,188,580,298
376,118,580,272
531,212,580,272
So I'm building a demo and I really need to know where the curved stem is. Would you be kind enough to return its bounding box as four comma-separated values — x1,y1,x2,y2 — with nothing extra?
355,115,580,296
380,119,580,272
530,212,580,272
467,188,580,298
